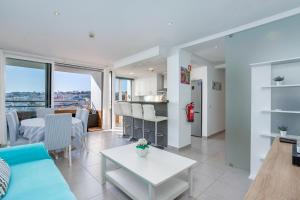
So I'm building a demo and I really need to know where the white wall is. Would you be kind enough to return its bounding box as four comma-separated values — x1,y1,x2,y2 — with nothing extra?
191,65,225,137
0,50,7,145
102,69,112,129
167,50,192,148
207,67,225,136
91,72,102,111
167,53,180,147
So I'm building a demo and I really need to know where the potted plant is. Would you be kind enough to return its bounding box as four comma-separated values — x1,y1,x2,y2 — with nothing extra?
273,76,284,86
278,126,288,137
136,138,149,157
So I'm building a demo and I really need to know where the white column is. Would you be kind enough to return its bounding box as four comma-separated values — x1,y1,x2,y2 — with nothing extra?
111,73,117,128
250,64,271,179
91,71,103,111
102,69,111,129
167,50,192,148
0,50,7,145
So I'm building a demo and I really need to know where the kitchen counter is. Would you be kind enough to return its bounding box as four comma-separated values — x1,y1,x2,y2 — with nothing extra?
245,138,300,199
118,100,168,147
118,100,168,104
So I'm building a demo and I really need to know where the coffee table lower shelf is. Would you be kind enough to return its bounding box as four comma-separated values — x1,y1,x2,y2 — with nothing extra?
106,168,189,200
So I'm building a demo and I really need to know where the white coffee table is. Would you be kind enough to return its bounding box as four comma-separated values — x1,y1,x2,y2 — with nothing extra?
100,143,196,200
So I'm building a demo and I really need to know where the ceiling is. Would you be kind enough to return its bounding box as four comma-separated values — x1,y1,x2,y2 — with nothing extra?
0,1,299,67
186,38,225,66
114,56,166,78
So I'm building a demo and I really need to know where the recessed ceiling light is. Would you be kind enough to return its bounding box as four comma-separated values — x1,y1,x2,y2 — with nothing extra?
129,72,135,75
53,10,60,16
167,21,174,26
148,67,155,72
89,32,95,39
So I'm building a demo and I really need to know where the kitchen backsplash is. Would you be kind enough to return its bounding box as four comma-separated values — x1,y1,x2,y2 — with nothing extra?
132,94,167,102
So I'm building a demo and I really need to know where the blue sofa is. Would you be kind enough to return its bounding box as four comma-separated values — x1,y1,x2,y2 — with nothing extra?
0,143,76,200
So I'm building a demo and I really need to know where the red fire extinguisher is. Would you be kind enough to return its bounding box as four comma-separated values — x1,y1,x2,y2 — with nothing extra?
186,102,195,122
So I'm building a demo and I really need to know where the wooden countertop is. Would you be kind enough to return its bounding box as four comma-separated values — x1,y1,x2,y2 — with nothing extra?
245,138,300,200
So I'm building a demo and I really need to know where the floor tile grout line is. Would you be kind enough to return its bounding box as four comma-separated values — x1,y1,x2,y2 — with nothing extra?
195,169,228,199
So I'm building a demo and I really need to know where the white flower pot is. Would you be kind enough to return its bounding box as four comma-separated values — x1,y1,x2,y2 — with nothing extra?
280,130,287,137
136,147,149,157
275,81,283,86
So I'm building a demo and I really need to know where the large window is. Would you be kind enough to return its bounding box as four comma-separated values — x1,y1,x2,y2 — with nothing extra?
114,77,132,128
54,71,91,110
5,58,51,111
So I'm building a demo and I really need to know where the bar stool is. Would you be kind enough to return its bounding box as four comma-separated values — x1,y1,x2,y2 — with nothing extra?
114,102,128,137
119,102,134,139
131,103,144,139
142,104,167,147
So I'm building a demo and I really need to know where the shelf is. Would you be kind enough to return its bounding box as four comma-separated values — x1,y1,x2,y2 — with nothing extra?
262,110,300,114
250,57,300,66
262,84,300,88
260,132,300,140
106,168,189,200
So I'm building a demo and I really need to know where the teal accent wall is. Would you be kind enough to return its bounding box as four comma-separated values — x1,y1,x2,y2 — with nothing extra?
225,14,300,171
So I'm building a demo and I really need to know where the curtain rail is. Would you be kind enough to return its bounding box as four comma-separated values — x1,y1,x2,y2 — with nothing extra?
55,62,104,72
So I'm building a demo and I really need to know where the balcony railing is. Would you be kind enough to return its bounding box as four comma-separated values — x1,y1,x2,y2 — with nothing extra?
54,100,90,109
5,100,45,112
5,100,45,108
6,100,91,111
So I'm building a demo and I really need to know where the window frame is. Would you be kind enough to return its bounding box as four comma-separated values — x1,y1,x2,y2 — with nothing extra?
4,56,53,111
115,76,133,102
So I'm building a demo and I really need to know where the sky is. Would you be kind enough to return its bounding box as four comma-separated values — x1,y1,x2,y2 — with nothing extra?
115,79,130,92
53,71,91,92
5,65,91,93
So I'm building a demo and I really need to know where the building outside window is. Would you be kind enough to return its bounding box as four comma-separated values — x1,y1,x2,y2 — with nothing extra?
115,78,132,101
54,71,91,110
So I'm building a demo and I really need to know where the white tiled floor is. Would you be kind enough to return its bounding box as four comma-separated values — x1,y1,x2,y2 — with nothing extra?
55,131,251,200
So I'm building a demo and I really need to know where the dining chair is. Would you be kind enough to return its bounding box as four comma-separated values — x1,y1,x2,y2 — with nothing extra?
6,111,28,146
36,108,54,118
80,109,89,152
11,110,19,126
44,114,72,166
75,108,82,119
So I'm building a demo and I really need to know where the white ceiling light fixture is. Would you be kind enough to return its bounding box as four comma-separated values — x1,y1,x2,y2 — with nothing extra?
53,10,60,16
148,67,155,72
167,21,174,26
129,72,135,75
89,32,95,39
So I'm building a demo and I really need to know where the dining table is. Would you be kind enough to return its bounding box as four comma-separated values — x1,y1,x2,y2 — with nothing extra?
20,117,84,147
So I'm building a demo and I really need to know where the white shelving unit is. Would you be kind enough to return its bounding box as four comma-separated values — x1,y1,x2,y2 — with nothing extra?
262,84,300,88
250,57,300,180
261,110,300,114
106,168,189,200
260,132,300,140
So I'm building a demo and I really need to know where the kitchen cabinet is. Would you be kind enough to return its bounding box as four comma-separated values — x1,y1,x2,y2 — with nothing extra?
134,74,163,96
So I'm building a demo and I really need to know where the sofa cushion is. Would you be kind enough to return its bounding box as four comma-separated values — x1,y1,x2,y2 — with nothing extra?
3,159,76,200
0,158,10,198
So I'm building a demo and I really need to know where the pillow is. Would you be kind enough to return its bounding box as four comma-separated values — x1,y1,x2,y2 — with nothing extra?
0,158,10,198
